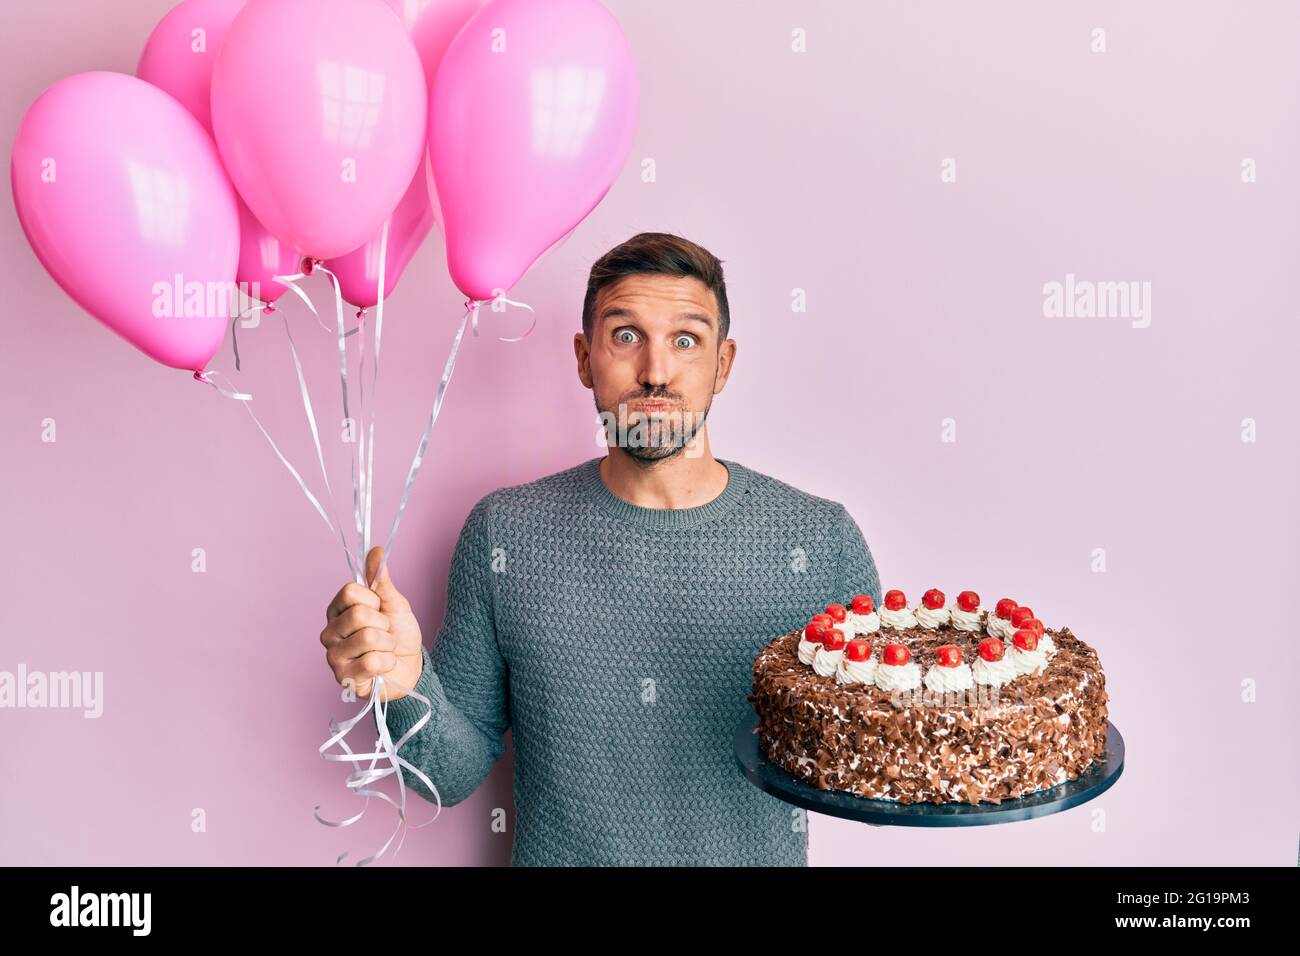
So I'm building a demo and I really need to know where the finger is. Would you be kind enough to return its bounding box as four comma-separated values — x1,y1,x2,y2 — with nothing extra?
333,626,398,664
321,605,389,647
326,581,381,622
365,546,409,611
341,650,397,683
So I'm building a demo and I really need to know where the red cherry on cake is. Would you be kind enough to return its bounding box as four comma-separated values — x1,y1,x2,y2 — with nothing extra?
934,644,963,667
846,639,872,662
957,590,980,612
1010,606,1036,628
1020,618,1045,639
822,628,847,651
824,603,847,623
882,643,911,666
805,619,831,642
810,612,832,627
850,594,875,615
995,598,1018,619
978,637,1004,662
922,588,945,610
1013,628,1039,652
884,589,907,611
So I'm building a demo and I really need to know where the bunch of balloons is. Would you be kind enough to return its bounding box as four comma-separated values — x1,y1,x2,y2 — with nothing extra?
12,0,640,372
11,0,639,867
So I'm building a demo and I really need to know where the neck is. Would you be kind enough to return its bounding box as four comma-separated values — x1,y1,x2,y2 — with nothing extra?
598,428,730,510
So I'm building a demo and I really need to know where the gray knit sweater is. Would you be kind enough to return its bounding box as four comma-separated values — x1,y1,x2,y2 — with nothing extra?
382,455,882,865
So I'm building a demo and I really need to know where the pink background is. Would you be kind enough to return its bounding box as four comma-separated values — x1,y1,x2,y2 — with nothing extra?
2,0,1296,866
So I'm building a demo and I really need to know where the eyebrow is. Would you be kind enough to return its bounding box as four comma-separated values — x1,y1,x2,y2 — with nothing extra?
600,306,714,329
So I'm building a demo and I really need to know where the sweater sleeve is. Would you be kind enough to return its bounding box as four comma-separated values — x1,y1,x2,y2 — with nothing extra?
381,495,509,808
837,505,882,609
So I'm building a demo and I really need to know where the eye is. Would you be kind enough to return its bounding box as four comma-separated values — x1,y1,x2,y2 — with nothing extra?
613,327,639,344
674,334,697,349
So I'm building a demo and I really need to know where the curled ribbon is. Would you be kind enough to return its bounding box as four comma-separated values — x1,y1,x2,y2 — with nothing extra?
472,291,538,342
314,673,441,866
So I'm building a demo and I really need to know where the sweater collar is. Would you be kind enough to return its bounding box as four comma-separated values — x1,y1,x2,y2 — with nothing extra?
581,455,751,529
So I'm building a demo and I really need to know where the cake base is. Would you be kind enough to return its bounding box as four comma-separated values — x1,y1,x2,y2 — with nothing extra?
734,710,1124,827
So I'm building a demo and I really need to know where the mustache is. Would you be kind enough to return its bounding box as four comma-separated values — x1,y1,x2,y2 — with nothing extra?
620,391,680,404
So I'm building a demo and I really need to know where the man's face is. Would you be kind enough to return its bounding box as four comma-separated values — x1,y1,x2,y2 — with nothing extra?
575,273,736,463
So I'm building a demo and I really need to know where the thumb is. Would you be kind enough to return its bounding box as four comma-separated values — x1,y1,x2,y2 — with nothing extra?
365,546,401,604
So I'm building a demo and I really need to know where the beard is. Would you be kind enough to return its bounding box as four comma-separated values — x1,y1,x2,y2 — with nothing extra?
594,383,713,464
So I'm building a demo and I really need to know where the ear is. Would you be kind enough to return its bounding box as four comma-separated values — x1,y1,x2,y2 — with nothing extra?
714,338,737,394
574,332,594,389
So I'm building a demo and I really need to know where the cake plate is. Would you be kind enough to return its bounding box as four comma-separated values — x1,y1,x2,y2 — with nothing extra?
733,710,1124,827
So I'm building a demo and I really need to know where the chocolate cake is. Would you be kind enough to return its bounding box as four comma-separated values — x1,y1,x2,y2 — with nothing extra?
748,589,1109,805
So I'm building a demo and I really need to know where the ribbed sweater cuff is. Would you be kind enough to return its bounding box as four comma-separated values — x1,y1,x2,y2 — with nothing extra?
382,645,445,731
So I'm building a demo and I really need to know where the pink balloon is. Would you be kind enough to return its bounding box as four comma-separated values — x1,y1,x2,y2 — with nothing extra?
210,0,428,261
136,0,245,132
384,0,488,89
235,197,302,307
11,72,239,372
323,164,436,310
325,0,486,310
429,0,639,301
137,0,298,306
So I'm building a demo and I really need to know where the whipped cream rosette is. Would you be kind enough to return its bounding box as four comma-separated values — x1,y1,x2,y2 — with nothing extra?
971,636,1018,686
915,588,951,629
923,643,974,692
986,597,1020,640
1008,607,1056,657
843,592,881,635
873,642,922,691
813,627,848,677
949,590,983,632
1008,628,1049,676
835,637,877,686
879,589,918,629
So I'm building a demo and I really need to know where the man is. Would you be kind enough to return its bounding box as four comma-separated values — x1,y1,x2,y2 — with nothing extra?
320,232,881,865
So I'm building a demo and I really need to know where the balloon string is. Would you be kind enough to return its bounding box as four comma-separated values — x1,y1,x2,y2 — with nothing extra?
273,269,363,337
364,218,390,567
274,270,364,582
199,360,436,865
309,260,366,581
230,300,277,372
193,370,357,577
372,299,473,584
280,312,363,584
356,295,368,575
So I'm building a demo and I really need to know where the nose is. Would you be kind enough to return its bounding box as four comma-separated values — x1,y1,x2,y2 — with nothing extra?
636,338,673,393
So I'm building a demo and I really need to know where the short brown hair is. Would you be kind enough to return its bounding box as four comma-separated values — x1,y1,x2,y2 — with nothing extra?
582,232,730,341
